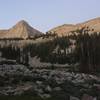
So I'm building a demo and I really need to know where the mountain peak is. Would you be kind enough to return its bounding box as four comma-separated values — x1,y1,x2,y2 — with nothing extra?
0,20,42,39
16,20,29,26
18,20,28,23
13,20,31,29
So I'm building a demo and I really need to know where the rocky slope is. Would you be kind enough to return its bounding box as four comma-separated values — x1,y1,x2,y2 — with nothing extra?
0,20,42,39
48,17,100,36
0,64,100,99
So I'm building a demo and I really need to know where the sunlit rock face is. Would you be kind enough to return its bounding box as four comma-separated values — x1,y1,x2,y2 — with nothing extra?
48,17,100,36
0,20,42,39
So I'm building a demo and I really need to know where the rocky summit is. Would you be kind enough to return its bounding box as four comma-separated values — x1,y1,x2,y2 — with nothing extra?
0,20,42,39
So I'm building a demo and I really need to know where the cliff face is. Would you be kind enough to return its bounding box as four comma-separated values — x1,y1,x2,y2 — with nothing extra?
48,17,100,36
0,20,42,39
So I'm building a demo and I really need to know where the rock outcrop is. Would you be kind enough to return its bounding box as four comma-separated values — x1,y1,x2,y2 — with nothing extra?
0,65,100,99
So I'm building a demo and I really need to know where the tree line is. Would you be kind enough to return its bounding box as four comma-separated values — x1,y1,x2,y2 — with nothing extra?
0,27,100,73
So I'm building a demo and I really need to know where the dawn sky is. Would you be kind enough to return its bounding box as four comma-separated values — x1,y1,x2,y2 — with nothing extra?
0,0,100,32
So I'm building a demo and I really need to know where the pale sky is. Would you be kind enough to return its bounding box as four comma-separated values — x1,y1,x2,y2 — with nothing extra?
0,0,100,32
